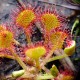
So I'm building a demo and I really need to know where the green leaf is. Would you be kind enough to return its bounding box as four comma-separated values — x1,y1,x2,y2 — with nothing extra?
50,65,59,77
12,70,25,78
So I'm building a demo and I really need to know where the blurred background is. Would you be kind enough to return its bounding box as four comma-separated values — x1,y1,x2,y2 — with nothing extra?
0,0,80,80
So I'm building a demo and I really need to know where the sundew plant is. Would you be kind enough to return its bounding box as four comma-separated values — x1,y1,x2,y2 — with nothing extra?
0,0,76,80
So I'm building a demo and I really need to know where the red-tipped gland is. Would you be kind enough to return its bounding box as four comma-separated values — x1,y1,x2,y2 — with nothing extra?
50,31,68,49
16,10,36,28
41,13,60,31
0,30,13,48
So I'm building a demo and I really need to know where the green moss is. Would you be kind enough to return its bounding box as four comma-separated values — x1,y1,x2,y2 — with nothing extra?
72,0,80,4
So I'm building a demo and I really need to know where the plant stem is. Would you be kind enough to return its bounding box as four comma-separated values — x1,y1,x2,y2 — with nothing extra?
47,54,68,63
25,31,32,44
54,49,76,72
71,19,79,35
13,39,20,45
9,47,28,71
36,74,54,80
74,28,79,40
35,59,40,69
